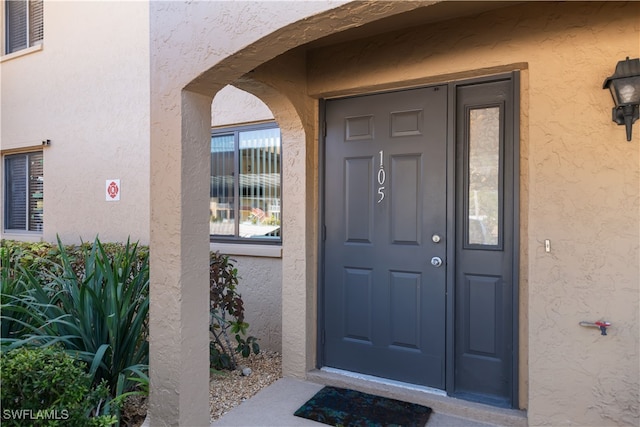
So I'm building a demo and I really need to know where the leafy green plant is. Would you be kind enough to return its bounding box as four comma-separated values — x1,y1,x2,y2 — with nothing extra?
209,252,259,370
0,239,148,288
0,236,149,397
1,245,33,340
0,346,117,427
110,366,149,407
1,240,57,275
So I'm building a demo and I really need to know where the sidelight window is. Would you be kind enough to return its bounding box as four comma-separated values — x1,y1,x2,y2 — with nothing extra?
466,106,502,247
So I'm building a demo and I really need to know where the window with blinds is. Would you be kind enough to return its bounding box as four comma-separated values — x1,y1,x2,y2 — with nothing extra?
210,124,281,242
4,151,44,232
5,0,44,55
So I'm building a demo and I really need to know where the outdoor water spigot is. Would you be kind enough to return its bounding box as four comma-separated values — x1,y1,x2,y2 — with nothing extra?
579,320,611,335
595,321,611,335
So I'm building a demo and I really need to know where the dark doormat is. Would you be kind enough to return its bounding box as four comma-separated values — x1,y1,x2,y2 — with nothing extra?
293,386,432,427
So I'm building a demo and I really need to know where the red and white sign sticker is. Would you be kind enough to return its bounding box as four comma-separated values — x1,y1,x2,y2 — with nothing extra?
106,179,120,201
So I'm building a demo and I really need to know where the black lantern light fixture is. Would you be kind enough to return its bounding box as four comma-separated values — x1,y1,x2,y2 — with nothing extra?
603,57,640,141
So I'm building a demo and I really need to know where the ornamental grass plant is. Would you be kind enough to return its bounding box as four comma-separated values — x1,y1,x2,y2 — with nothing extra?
0,237,149,400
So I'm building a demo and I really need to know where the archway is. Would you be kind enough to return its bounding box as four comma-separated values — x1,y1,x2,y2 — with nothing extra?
148,1,505,424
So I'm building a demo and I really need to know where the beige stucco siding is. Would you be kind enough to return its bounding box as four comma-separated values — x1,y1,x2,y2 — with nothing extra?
233,255,283,352
212,85,274,127
1,1,150,244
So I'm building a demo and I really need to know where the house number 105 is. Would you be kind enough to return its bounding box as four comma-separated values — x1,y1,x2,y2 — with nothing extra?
377,150,386,203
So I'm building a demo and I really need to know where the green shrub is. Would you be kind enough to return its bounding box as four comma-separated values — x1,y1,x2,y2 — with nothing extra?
209,252,259,370
0,237,149,398
0,239,149,285
1,240,57,276
0,346,117,426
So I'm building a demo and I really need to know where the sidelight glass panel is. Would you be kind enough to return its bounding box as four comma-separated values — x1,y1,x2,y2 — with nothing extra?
468,107,500,246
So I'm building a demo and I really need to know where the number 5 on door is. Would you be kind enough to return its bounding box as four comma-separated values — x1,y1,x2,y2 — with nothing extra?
377,150,386,203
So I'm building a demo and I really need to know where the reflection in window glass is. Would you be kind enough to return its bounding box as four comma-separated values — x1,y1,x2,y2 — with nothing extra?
238,128,281,240
210,126,281,241
468,107,500,246
210,134,235,236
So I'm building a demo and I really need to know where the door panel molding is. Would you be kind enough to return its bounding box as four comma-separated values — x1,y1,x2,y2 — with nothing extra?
322,86,448,389
452,73,518,408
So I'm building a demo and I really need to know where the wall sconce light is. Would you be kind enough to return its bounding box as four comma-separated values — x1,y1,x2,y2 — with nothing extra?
603,57,640,141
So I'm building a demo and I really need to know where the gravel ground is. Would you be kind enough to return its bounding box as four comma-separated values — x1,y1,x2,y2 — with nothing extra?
120,351,282,426
209,350,282,422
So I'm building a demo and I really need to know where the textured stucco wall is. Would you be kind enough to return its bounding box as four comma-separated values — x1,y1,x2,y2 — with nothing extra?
0,1,150,245
230,255,282,352
211,85,274,127
234,48,323,379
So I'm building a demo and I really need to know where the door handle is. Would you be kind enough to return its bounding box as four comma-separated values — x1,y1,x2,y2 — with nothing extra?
430,256,443,267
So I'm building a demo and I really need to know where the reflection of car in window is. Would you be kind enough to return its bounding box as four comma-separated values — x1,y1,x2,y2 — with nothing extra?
469,216,488,245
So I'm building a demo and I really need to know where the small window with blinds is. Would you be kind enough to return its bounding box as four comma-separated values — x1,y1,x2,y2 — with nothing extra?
210,124,281,243
4,151,44,232
5,0,44,55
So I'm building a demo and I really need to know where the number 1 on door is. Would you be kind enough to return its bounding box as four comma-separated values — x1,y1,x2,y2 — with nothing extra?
377,150,386,203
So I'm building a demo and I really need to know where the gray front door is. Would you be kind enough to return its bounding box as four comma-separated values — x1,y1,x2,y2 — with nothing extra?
322,76,517,406
323,86,448,388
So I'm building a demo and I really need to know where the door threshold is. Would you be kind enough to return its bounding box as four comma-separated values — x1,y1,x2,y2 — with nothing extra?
307,369,527,427
320,367,447,396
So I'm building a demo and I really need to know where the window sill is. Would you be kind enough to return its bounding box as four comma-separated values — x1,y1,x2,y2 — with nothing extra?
210,242,282,258
1,44,43,63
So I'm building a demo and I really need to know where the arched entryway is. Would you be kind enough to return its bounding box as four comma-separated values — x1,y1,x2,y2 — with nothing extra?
149,1,525,423
148,2,433,424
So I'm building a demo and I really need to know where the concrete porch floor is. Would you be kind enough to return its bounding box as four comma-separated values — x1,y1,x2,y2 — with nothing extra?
212,370,528,427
